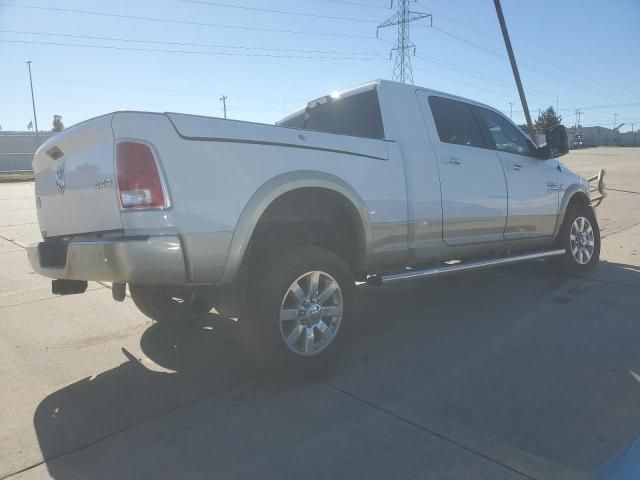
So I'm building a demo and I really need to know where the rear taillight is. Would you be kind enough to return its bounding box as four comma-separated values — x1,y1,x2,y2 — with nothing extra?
115,141,168,209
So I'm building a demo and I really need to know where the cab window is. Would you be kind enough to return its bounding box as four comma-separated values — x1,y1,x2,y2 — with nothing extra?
428,96,485,148
278,90,385,139
474,107,533,156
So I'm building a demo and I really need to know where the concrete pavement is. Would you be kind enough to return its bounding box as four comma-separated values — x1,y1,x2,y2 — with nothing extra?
1,146,639,479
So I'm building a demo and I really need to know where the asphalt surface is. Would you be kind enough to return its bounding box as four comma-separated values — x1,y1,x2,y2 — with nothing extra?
1,146,639,479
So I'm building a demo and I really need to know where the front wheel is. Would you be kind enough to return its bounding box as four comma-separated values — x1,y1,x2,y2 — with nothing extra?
242,246,355,371
550,202,601,274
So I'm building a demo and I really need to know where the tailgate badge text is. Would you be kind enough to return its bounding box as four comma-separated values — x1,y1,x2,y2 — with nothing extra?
95,178,113,189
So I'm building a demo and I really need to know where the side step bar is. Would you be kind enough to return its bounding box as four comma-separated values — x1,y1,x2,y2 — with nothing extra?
367,249,566,286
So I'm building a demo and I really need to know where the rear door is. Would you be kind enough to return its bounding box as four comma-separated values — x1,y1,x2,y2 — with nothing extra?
418,93,508,245
33,114,123,238
472,107,559,239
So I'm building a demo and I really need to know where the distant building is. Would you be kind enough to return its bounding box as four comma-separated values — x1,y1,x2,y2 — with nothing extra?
0,131,55,172
566,125,639,148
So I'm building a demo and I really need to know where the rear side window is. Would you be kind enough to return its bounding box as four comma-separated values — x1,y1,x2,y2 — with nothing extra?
279,90,384,139
428,96,485,148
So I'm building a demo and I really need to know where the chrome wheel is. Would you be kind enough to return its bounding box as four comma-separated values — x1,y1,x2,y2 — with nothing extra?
279,270,343,357
570,216,595,264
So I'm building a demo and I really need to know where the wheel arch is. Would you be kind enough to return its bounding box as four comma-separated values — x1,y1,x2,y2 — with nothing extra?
220,171,371,286
553,185,592,241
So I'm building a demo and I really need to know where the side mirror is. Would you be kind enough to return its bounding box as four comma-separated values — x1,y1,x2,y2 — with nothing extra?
545,124,569,158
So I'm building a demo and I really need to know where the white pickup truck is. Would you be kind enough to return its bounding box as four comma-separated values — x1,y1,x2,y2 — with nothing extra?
28,80,605,368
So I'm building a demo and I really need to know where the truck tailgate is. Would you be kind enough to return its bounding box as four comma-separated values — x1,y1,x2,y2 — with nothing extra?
33,114,123,238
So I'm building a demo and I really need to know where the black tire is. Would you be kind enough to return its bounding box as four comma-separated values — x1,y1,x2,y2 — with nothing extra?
550,202,600,275
129,285,210,323
242,246,355,372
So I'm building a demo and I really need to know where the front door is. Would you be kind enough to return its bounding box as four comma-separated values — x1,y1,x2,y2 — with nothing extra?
419,93,508,246
473,107,559,239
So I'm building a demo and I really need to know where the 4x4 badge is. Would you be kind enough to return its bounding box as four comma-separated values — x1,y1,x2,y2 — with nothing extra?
55,162,65,194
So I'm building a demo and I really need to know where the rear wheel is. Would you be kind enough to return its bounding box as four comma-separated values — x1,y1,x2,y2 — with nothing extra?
129,285,211,323
242,246,354,371
550,202,600,274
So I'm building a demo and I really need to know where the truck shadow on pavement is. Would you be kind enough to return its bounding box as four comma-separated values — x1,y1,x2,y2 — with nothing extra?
32,260,640,479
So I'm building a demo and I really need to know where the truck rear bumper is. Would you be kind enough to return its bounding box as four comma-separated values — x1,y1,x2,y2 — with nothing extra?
27,235,187,285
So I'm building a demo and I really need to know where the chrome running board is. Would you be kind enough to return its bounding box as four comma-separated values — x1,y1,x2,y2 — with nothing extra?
367,249,566,286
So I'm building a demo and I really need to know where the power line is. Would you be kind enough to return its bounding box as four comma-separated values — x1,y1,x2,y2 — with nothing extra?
37,77,309,104
0,39,385,61
386,34,581,105
0,29,387,57
412,65,515,98
317,0,391,9
179,0,380,23
415,0,639,100
559,102,640,112
431,26,506,60
416,0,499,43
412,52,564,104
0,3,377,39
428,26,633,104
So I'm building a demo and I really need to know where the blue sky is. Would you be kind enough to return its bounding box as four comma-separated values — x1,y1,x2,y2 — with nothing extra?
1,0,639,132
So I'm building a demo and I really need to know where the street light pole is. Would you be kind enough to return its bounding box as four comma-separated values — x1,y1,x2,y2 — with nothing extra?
26,61,39,136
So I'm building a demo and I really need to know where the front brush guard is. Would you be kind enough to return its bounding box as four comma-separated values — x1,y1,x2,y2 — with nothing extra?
588,169,606,207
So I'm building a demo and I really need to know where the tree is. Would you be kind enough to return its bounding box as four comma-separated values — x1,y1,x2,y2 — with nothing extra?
52,115,64,132
518,123,534,136
534,106,562,133
519,106,563,135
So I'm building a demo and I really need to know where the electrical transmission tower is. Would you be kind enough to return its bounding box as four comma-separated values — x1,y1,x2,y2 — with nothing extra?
377,0,431,84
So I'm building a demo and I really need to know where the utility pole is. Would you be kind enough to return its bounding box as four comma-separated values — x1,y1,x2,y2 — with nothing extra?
509,101,513,120
26,60,39,136
378,0,432,84
613,112,618,131
577,110,581,130
493,0,534,138
220,95,227,119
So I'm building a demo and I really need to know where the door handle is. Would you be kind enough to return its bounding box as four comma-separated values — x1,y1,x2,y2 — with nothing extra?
446,157,462,165
512,163,522,171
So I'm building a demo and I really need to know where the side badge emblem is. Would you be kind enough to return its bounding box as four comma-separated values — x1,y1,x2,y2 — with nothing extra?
55,162,66,195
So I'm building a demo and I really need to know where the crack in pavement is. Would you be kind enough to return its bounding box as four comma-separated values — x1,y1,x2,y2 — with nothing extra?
0,233,27,249
0,222,37,228
605,187,640,195
0,285,107,310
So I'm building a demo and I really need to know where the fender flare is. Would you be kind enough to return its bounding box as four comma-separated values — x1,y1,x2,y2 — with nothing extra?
219,170,372,285
552,184,592,240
